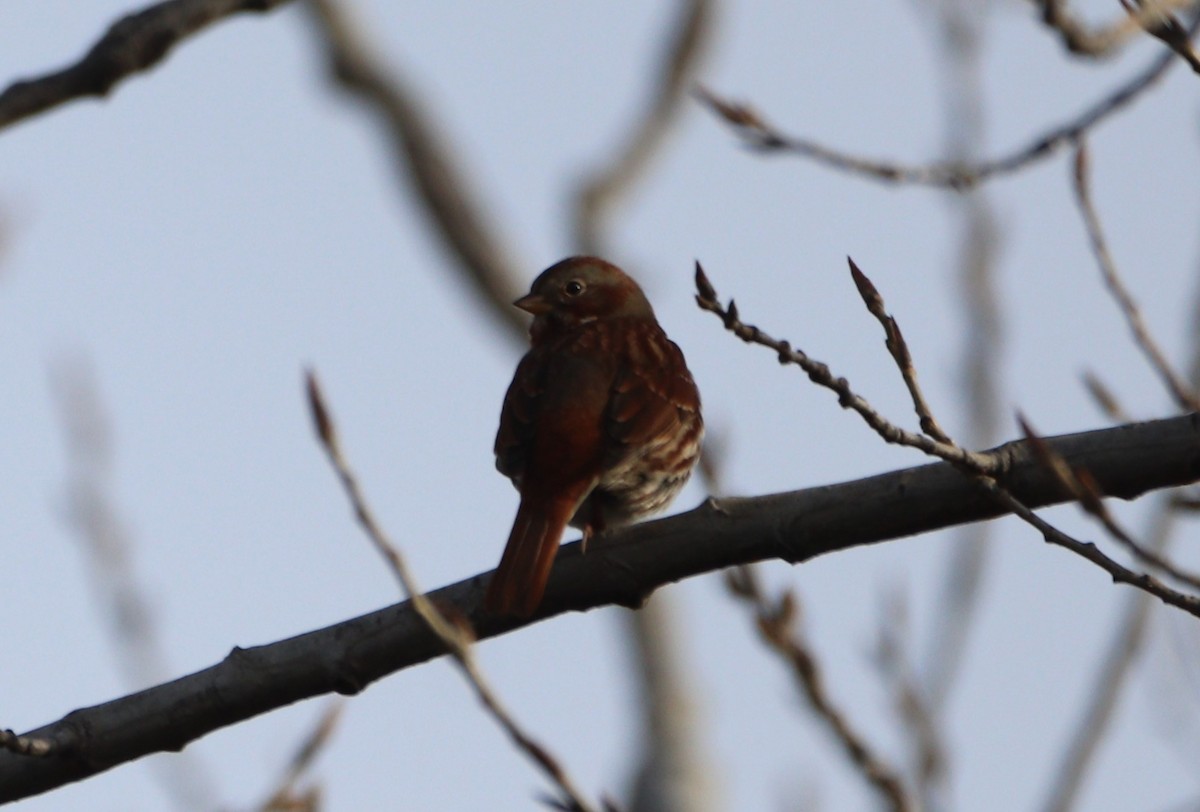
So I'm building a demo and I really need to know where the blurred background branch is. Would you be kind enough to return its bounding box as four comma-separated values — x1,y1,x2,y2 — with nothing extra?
727,565,914,812
1040,225,1200,812
1033,0,1200,65
0,0,294,131
918,5,1002,809
698,16,1194,189
572,0,713,257
50,355,218,812
305,0,528,338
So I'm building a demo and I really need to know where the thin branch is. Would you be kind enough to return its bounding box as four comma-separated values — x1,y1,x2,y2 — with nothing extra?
1071,142,1200,412
1020,415,1200,591
726,566,913,812
1171,492,1200,510
256,701,344,812
849,259,952,443
694,260,1002,473
49,355,219,811
874,591,944,801
1034,0,1200,67
0,0,295,132
304,0,527,339
573,0,714,255
304,371,605,812
1118,0,1200,71
50,358,176,689
973,454,1200,614
623,594,719,812
0,413,1196,803
696,23,1191,190
694,261,1200,617
1040,495,1180,812
1082,370,1133,423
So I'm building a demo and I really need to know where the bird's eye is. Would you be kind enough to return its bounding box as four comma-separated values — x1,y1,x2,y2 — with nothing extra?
564,280,585,297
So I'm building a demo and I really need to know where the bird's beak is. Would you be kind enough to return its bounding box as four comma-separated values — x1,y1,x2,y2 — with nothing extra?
514,293,552,315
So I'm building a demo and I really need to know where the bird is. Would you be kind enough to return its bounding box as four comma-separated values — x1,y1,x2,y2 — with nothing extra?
485,256,703,616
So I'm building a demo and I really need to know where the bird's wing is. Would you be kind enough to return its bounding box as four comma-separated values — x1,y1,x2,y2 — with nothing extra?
494,350,541,485
495,330,617,488
603,325,702,469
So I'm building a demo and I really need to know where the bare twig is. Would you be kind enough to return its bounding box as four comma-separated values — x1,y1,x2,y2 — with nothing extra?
51,358,172,688
304,370,606,812
973,452,1200,615
1040,496,1180,812
1082,370,1133,423
1071,142,1200,412
573,0,714,255
726,566,913,812
256,702,344,812
305,0,527,338
1034,0,1200,67
694,260,1200,617
1020,415,1200,591
50,356,218,810
1118,0,1200,70
0,0,294,132
694,260,1002,473
697,23,1191,190
623,595,719,812
874,592,944,800
849,259,952,443
1171,492,1200,510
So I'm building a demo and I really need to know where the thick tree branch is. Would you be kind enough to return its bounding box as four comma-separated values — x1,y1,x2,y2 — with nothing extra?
0,0,294,132
0,414,1196,803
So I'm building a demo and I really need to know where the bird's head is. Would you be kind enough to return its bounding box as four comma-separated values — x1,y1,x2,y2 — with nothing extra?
515,256,654,342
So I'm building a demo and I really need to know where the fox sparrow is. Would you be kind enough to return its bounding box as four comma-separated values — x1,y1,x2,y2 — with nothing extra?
485,257,703,616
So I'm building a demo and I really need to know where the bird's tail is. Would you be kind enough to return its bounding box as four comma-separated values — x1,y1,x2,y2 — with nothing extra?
485,496,578,617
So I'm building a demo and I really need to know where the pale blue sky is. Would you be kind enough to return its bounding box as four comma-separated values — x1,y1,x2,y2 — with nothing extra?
2,2,1199,810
